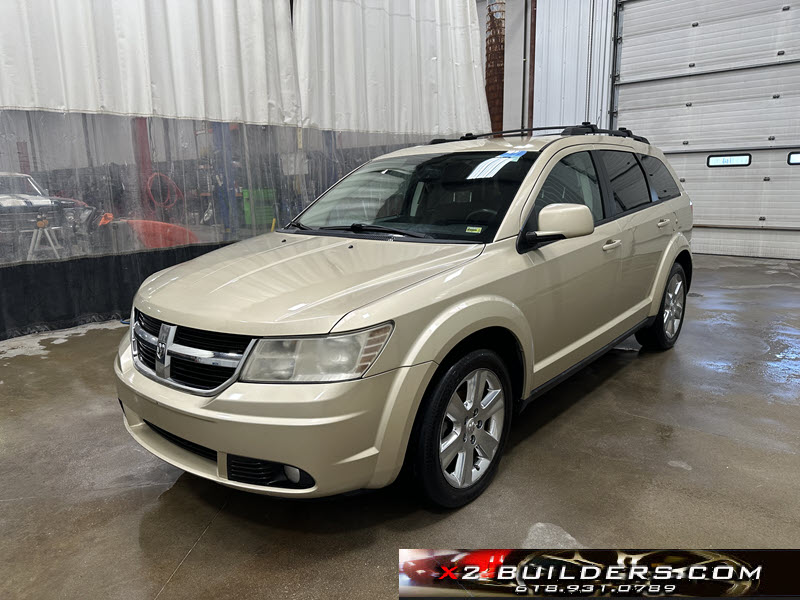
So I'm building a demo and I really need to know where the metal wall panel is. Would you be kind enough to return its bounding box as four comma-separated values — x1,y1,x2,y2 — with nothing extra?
614,0,800,258
618,0,799,83
690,229,800,260
617,63,800,151
668,149,800,229
503,0,526,129
531,0,614,129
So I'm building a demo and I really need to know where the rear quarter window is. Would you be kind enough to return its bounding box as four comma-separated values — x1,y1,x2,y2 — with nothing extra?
639,154,681,201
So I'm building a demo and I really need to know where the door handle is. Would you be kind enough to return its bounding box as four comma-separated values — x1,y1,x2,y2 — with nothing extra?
602,239,622,251
657,218,671,228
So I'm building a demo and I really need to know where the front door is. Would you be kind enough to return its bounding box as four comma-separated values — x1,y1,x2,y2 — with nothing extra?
517,150,625,387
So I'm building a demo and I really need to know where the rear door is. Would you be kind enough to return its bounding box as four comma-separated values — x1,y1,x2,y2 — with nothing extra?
595,150,674,319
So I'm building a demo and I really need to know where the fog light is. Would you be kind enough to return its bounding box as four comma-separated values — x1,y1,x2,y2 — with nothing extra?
284,465,301,484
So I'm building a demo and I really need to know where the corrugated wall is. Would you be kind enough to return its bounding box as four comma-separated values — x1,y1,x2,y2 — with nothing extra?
532,0,614,129
493,0,614,131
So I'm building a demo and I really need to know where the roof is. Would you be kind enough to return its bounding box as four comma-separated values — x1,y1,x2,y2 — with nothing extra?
379,133,653,160
380,135,560,159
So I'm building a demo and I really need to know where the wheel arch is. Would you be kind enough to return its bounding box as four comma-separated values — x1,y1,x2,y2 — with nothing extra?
428,326,526,409
675,248,693,290
398,295,533,401
648,234,692,316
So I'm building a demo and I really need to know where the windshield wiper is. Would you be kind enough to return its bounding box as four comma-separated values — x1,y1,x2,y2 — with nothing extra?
284,220,312,230
319,223,432,238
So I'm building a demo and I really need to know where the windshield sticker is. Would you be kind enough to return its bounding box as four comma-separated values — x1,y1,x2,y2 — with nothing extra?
466,157,511,179
465,226,483,234
466,151,528,179
498,150,527,161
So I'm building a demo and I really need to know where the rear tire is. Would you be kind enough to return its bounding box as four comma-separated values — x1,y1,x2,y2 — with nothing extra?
413,349,513,508
635,262,687,350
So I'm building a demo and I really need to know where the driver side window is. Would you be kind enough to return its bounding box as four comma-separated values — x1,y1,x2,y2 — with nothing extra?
528,151,604,228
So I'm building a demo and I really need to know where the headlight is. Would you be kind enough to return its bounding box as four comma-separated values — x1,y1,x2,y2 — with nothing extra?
77,207,95,224
240,322,393,383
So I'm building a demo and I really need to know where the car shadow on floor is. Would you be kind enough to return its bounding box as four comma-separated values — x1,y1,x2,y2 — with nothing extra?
139,456,449,539
506,340,644,451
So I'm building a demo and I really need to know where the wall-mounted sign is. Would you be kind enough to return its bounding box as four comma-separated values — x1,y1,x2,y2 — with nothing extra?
707,154,751,167
788,152,800,165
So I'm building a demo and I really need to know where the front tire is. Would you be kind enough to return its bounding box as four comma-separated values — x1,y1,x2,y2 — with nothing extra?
413,349,513,508
635,262,687,350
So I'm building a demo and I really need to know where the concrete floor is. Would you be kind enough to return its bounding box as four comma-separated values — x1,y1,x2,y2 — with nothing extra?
1,254,799,599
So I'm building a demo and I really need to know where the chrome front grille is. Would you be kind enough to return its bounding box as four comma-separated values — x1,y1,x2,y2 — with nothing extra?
132,309,254,394
0,206,61,233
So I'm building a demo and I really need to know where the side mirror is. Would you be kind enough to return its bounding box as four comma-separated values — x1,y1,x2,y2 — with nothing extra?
517,203,595,253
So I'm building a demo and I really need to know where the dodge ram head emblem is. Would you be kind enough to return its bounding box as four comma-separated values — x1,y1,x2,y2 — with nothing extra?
155,324,177,379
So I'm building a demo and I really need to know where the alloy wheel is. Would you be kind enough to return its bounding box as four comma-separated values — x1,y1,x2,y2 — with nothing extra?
438,368,505,489
663,271,685,339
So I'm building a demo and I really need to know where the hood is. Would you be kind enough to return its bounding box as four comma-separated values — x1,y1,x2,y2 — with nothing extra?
135,232,483,335
0,194,55,209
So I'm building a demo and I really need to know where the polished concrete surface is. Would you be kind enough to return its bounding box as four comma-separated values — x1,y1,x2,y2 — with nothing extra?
1,254,799,599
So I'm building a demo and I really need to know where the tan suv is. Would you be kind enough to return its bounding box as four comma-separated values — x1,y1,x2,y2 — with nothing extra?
115,124,692,507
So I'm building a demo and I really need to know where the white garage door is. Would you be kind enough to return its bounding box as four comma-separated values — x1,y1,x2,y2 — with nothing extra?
612,0,800,259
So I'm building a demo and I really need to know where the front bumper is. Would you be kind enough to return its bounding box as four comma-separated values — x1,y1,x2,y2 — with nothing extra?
115,338,436,498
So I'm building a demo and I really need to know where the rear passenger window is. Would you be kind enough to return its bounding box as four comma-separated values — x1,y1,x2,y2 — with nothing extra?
597,150,651,214
530,151,604,226
640,155,681,201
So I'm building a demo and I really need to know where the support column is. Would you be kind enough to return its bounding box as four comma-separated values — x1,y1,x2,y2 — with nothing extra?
485,1,506,132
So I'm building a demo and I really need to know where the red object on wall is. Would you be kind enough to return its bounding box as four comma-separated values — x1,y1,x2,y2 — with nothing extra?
145,172,184,210
125,220,199,249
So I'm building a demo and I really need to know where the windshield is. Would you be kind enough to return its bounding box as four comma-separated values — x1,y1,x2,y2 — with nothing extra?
294,150,538,242
0,175,44,196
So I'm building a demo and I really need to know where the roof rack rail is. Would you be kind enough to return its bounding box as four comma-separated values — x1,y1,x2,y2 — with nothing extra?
427,126,569,144
428,122,649,145
459,126,570,141
561,122,650,144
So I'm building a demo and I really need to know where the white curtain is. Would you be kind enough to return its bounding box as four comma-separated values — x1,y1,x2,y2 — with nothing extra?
294,0,491,135
0,0,301,125
0,0,489,134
